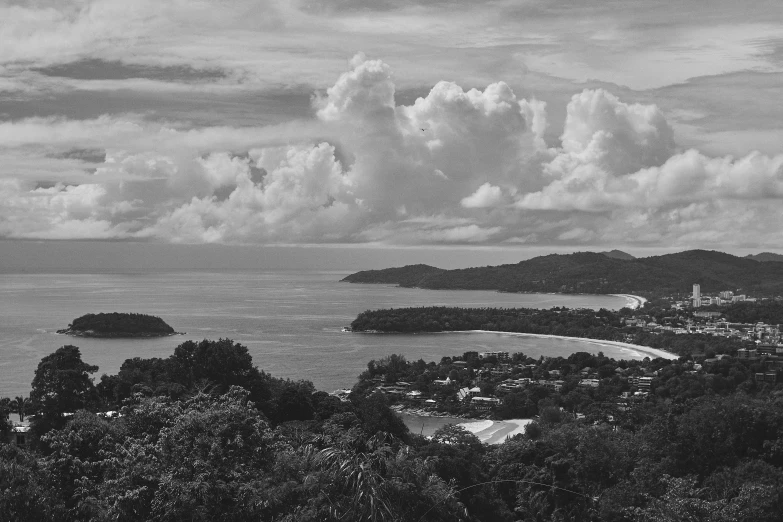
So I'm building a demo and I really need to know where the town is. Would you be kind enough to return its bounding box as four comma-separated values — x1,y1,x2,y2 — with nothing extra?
626,283,781,344
343,284,783,421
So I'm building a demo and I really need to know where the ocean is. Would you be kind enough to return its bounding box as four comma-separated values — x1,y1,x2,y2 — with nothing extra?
0,270,638,398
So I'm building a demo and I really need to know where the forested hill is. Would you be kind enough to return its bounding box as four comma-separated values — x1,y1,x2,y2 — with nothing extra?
341,263,444,286
57,312,177,338
342,250,783,297
747,252,783,262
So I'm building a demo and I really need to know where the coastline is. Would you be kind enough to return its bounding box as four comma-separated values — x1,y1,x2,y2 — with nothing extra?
56,329,183,338
443,330,678,360
395,407,532,445
609,294,648,310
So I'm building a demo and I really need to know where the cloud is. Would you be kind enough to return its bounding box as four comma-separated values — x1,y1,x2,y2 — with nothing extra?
142,143,357,243
1,55,783,250
461,183,503,208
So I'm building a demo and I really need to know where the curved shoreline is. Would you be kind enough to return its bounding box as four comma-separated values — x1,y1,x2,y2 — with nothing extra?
441,330,678,360
56,329,183,338
609,294,647,310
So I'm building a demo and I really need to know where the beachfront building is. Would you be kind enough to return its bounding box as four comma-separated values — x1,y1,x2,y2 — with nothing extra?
471,396,501,411
479,351,510,362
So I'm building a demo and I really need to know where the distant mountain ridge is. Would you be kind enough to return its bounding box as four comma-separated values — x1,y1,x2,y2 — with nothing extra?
341,250,783,297
746,252,783,262
599,250,635,260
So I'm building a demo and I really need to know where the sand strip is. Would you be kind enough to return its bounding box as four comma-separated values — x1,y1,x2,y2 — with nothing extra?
609,294,648,310
461,419,533,445
442,330,678,360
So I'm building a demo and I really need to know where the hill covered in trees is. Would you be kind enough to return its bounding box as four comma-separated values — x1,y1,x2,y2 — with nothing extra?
350,306,750,358
57,312,178,338
342,250,783,297
747,252,783,262
2,339,783,521
599,249,635,260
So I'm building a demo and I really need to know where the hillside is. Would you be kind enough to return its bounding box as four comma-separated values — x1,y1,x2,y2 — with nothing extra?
57,312,178,338
747,252,783,262
599,249,635,260
340,263,444,286
342,250,783,297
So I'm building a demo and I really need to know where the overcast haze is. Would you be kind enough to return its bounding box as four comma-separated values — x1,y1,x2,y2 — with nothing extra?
2,0,783,269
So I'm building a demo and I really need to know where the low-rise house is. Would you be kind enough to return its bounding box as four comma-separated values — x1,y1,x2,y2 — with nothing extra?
496,378,530,394
630,376,654,390
471,396,501,411
6,424,29,448
479,351,510,362
405,390,424,401
537,379,564,391
377,384,409,396
754,371,779,383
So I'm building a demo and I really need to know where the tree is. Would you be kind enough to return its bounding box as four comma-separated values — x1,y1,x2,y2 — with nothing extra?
29,346,98,440
0,398,12,441
9,396,28,422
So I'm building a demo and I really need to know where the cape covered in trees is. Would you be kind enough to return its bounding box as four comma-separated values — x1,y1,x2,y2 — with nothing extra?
57,312,178,338
342,249,783,297
349,305,751,358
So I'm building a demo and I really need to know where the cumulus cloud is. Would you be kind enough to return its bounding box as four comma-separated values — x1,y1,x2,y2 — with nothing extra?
461,183,504,208
2,55,783,249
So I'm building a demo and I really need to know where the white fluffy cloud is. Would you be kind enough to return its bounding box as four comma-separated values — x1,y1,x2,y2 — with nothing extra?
461,183,504,208
2,55,783,249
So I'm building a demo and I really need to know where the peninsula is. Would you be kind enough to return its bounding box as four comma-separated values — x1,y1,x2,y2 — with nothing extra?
349,305,755,358
342,249,783,298
57,312,179,338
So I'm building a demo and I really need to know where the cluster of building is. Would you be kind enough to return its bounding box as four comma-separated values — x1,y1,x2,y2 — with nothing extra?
361,351,666,413
624,315,781,343
690,284,755,307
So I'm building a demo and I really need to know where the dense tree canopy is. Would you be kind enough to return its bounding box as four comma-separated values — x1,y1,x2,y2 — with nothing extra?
2,338,783,521
351,306,752,358
30,345,97,419
59,312,177,337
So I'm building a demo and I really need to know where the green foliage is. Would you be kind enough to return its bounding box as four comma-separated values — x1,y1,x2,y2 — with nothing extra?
63,312,176,337
4,341,783,521
721,301,783,324
29,345,98,440
351,305,751,358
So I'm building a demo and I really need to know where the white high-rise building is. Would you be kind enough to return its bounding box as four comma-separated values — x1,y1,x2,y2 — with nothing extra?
692,284,701,307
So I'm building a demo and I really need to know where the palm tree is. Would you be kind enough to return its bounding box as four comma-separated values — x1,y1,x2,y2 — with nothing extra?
10,396,27,421
311,433,466,522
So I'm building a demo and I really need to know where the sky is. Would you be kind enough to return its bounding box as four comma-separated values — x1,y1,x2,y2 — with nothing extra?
1,0,783,270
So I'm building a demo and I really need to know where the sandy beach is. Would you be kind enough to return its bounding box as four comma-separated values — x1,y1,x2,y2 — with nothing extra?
460,419,533,444
398,411,532,445
446,330,678,360
610,294,648,310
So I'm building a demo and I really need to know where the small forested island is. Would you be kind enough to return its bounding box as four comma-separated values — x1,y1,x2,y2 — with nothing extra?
342,249,783,297
57,312,179,338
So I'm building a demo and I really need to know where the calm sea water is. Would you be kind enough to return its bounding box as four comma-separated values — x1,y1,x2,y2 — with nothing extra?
0,271,636,398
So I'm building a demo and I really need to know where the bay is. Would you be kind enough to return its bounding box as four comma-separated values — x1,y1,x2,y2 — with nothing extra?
0,270,636,398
